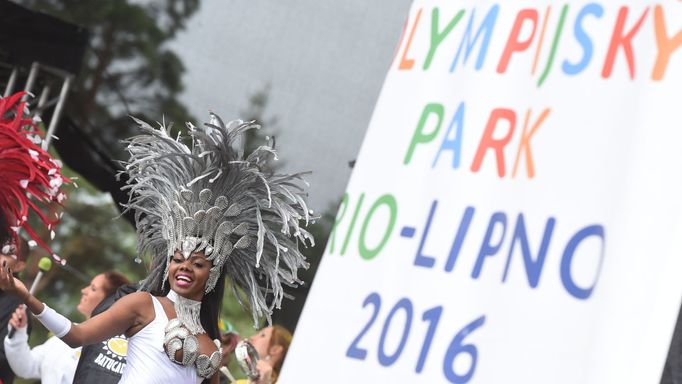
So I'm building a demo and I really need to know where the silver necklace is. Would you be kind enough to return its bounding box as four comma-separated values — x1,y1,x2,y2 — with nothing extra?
166,290,205,335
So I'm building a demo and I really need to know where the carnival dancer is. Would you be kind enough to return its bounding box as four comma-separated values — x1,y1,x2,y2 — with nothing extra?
0,114,313,383
0,92,71,384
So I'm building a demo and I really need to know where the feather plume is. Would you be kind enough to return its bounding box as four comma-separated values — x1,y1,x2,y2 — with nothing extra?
121,115,313,325
0,92,70,257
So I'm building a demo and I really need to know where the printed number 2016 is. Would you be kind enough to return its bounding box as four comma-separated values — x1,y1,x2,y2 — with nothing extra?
346,292,485,384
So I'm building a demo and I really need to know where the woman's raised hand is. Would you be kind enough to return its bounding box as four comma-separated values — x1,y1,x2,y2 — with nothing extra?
9,305,28,329
0,260,29,300
252,360,274,384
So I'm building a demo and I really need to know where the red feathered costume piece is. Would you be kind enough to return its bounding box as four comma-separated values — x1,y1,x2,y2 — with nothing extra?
0,92,70,260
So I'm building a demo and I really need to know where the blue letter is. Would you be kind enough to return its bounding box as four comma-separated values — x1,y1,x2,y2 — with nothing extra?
502,214,555,287
560,225,605,299
450,5,499,71
432,102,465,169
562,3,603,75
471,212,507,279
413,200,438,269
444,206,475,272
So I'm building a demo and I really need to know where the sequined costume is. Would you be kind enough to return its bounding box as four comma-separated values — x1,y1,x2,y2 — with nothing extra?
119,114,314,379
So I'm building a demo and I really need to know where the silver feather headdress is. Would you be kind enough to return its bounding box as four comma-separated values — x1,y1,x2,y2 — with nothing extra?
121,114,314,324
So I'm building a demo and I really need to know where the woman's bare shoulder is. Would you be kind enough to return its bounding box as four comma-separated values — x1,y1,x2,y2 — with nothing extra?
111,291,157,337
112,290,153,311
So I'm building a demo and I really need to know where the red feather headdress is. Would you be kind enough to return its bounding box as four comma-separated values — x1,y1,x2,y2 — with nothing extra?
0,92,70,260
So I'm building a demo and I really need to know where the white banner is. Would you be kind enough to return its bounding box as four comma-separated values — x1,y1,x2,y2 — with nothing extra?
282,1,682,383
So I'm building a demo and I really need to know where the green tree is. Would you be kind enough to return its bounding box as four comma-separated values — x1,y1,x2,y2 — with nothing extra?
20,0,200,159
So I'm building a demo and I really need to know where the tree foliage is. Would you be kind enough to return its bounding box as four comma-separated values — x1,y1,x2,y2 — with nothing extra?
19,0,200,159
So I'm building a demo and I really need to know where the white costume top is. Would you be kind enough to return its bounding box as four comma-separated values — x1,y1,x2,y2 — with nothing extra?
118,294,201,384
4,327,81,384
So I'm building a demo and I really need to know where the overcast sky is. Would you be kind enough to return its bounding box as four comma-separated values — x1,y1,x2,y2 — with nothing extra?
170,0,412,213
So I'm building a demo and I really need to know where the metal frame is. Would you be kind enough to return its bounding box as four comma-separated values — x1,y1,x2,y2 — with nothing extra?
2,61,74,150
1,60,87,280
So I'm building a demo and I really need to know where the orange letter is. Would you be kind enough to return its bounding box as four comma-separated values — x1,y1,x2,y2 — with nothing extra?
399,8,423,70
652,5,682,81
532,6,552,75
512,108,550,179
471,108,516,177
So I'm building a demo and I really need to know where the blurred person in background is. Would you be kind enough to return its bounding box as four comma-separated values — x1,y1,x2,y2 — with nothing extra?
217,319,240,384
222,325,292,384
0,237,29,384
3,271,129,384
71,280,139,384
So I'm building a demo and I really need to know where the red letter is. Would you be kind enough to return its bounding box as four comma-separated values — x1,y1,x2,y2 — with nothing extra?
399,8,423,70
497,9,538,73
471,108,516,177
602,6,649,79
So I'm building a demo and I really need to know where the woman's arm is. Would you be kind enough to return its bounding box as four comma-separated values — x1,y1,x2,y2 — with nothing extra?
3,324,42,379
0,263,148,348
3,306,43,379
60,292,149,347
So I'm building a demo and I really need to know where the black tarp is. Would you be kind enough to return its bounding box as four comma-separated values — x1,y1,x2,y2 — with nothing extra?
0,0,88,74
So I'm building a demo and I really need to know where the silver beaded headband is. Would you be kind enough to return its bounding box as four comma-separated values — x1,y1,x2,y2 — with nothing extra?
121,114,314,324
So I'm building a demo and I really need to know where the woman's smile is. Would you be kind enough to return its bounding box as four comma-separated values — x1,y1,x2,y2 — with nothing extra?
174,272,194,288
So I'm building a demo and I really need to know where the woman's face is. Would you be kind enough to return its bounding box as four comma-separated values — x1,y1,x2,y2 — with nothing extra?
77,273,108,318
249,326,274,359
168,250,210,301
0,242,24,272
